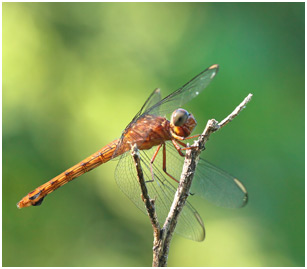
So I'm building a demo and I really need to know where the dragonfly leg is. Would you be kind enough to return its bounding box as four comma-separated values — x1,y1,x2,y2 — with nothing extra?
182,146,198,151
171,132,201,150
184,134,201,140
171,139,186,157
149,144,162,183
175,136,202,151
162,143,179,183
171,132,200,141
168,141,195,195
176,140,187,147
150,143,180,184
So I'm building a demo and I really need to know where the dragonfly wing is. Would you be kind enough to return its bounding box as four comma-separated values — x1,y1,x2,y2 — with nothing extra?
114,148,205,242
130,88,162,124
145,64,219,117
113,88,161,158
191,159,248,208
164,141,248,208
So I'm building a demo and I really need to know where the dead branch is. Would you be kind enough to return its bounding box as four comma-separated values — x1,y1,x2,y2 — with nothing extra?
131,145,161,264
131,93,253,267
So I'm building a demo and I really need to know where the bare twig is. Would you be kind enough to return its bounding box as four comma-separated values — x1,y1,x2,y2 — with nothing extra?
131,93,253,267
218,93,253,129
131,145,161,264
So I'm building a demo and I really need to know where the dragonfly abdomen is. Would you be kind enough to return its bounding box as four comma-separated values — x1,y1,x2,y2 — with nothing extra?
17,139,120,209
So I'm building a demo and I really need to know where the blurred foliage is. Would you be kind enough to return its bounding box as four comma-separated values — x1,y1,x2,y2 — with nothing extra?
3,2,304,267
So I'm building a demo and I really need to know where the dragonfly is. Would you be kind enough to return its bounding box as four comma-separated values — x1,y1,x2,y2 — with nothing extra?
17,64,247,241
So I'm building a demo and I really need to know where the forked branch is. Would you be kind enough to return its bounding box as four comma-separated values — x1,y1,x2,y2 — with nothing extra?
131,93,253,267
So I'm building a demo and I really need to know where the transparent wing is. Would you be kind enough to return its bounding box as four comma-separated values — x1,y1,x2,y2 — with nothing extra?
114,148,205,242
130,88,162,124
164,141,248,208
192,159,248,208
146,64,219,117
113,88,161,158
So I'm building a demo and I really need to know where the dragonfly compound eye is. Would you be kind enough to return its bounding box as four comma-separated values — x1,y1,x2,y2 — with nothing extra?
171,109,189,127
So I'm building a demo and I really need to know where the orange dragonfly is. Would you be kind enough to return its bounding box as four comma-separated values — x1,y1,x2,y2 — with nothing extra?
17,64,247,241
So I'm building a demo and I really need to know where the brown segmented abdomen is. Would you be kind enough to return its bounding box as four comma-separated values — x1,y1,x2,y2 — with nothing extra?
17,139,121,208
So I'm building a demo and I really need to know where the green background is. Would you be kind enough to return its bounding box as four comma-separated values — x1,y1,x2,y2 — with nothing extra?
3,3,304,267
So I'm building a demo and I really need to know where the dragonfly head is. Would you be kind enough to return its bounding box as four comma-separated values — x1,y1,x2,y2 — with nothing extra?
170,108,197,137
